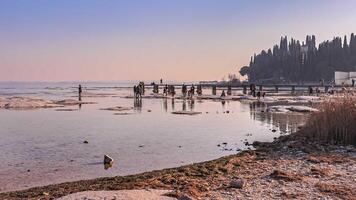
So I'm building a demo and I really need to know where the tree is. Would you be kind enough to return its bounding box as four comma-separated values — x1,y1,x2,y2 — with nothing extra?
240,33,356,82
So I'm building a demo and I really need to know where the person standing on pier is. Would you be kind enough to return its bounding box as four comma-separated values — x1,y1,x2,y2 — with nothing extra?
78,84,82,101
352,79,355,87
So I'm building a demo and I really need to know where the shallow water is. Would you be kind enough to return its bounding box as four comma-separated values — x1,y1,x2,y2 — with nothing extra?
0,82,308,192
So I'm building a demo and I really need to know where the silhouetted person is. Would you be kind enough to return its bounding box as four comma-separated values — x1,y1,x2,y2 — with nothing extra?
352,79,355,87
309,86,313,95
221,90,226,97
171,85,176,97
160,79,163,84
78,84,82,101
262,92,266,98
250,84,256,97
227,85,232,95
256,91,261,100
212,85,217,95
134,85,137,98
163,85,168,96
190,85,195,96
197,85,202,95
182,84,187,97
316,87,320,94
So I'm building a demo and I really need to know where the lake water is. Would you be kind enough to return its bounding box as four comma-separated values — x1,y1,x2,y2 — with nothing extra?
0,82,307,192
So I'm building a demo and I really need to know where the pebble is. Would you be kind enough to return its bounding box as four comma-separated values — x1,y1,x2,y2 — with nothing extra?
104,155,114,165
229,179,244,189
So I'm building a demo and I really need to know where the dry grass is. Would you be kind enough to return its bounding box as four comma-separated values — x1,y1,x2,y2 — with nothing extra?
315,182,356,199
302,96,356,145
269,170,304,182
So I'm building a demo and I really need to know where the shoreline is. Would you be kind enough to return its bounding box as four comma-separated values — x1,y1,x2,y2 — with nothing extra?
1,132,355,200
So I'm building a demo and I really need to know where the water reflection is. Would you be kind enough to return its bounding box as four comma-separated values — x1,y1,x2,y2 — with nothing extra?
163,98,168,112
221,100,226,107
249,102,308,134
104,163,113,170
162,98,196,112
134,98,143,112
189,99,195,111
171,98,175,111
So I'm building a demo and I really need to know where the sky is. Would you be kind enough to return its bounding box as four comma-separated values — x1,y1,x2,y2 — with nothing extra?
0,0,356,82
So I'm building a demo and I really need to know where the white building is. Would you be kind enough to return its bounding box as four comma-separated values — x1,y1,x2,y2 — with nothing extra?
335,71,356,85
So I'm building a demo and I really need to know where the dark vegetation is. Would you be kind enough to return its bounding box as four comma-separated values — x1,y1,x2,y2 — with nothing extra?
240,34,356,83
302,96,356,145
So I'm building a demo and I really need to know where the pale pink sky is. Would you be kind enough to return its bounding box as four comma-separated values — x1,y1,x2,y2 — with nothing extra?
1,0,356,82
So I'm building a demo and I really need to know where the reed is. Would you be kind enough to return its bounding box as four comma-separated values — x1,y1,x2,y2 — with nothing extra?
302,96,356,145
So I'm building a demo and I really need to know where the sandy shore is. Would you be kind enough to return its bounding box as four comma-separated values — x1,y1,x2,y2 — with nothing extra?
0,132,354,200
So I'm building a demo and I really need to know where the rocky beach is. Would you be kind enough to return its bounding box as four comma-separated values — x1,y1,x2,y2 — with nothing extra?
0,129,354,200
0,85,355,199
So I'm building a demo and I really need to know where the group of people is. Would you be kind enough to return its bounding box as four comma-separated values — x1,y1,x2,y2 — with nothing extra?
133,82,145,98
163,85,176,96
249,84,266,99
181,84,201,97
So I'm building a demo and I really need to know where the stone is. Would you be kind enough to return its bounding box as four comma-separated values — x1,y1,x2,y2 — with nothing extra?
104,155,114,165
83,140,89,144
229,179,244,189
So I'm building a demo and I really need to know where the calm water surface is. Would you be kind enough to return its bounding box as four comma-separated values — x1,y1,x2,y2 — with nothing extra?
0,82,307,192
